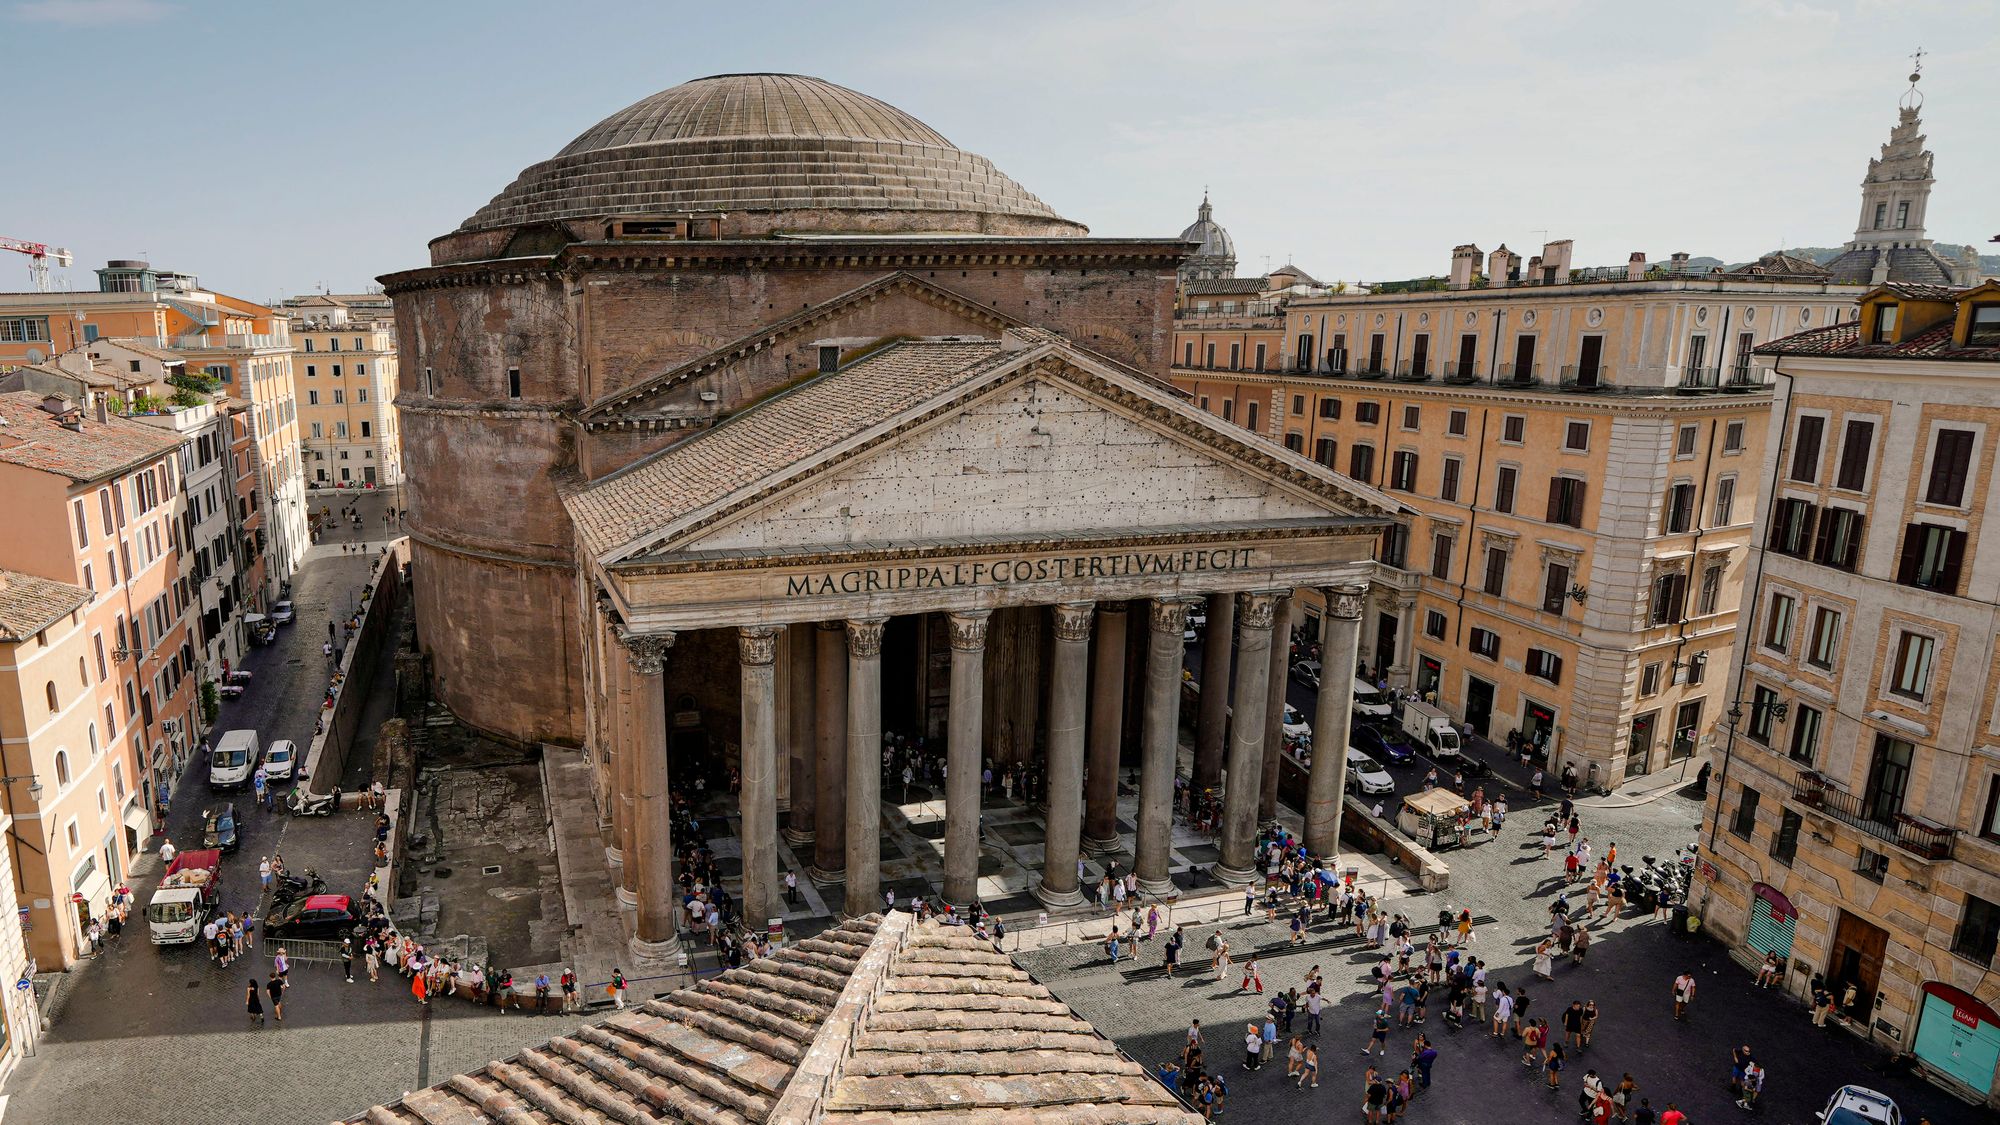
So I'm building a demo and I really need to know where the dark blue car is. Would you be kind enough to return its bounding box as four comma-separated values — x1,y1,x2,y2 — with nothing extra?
1353,724,1416,766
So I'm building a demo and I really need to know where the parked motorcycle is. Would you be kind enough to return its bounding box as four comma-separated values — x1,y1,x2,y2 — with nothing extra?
272,867,326,901
288,787,342,817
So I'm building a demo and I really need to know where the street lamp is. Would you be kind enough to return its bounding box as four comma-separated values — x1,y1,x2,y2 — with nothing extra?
0,776,44,802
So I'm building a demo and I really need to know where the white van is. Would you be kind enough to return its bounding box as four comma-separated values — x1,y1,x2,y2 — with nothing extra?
1400,700,1462,758
209,729,259,790
1352,679,1393,721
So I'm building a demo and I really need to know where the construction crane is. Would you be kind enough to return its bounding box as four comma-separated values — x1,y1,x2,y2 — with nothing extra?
0,236,73,292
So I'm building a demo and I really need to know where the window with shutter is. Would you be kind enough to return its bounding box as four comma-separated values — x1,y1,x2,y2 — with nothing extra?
1543,564,1570,614
1441,457,1462,502
1495,466,1517,513
1926,429,1975,506
1836,419,1874,491
1898,524,1966,593
1546,477,1586,527
1768,499,1817,557
1315,437,1337,468
1349,444,1375,483
1430,534,1454,579
1811,508,1864,571
1790,415,1825,482
1483,548,1508,596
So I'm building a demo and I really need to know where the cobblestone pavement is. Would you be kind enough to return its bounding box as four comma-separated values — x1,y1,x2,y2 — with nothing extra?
1016,786,1985,1125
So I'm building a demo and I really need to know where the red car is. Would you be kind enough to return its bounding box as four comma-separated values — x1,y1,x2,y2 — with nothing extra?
264,893,361,939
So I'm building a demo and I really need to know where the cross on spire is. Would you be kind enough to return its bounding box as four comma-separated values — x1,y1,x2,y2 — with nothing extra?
1901,47,1926,109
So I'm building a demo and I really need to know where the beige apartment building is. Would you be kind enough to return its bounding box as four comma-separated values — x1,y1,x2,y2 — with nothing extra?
1700,281,2000,1106
284,294,401,489
1177,242,1864,788
0,392,198,968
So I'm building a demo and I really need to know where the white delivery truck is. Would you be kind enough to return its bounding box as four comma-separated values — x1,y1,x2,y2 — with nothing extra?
210,729,259,790
1400,699,1463,758
147,848,221,944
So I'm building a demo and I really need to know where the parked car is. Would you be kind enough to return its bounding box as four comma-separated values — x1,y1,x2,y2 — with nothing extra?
1344,748,1395,796
264,893,362,940
200,803,241,854
1353,723,1415,766
1281,704,1311,742
262,739,297,782
270,599,296,625
1187,607,1208,630
1816,1086,1900,1125
1290,659,1321,689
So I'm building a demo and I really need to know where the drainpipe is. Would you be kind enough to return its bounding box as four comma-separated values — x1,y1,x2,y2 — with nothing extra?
1696,363,1795,919
1451,407,1491,644
1489,309,1505,385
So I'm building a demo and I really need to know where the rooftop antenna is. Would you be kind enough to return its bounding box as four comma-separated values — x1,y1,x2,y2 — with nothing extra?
1901,47,1925,110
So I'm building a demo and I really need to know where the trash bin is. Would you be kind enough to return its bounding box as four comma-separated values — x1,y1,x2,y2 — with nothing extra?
1671,904,1691,938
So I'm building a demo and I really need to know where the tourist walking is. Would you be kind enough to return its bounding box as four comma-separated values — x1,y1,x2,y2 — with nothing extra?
267,974,286,1021
246,978,265,1027
1672,972,1695,1020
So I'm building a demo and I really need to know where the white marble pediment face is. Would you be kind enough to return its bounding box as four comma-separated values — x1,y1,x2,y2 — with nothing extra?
676,375,1343,554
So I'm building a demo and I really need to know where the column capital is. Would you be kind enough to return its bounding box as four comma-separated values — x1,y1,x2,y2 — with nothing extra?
845,617,887,658
738,624,781,667
1051,602,1095,643
1324,582,1370,620
615,626,674,675
816,620,845,632
947,610,990,652
1236,591,1279,631
1148,597,1190,633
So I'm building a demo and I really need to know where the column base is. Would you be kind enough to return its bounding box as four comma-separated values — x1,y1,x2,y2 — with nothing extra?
1210,862,1257,887
1082,834,1123,857
605,845,624,869
1035,879,1085,910
615,886,638,909
782,827,815,849
627,935,682,967
806,865,846,888
1136,875,1177,898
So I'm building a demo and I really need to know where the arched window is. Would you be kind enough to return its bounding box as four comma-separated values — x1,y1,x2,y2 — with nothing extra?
45,680,58,712
54,749,72,787
88,723,99,756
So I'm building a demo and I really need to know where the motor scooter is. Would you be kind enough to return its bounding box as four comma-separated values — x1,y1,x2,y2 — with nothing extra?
288,787,342,817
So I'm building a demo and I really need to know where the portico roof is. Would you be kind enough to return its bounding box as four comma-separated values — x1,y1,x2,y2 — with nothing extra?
563,328,1401,568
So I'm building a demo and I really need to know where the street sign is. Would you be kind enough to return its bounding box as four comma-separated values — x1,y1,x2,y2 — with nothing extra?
14,977,28,991
69,892,84,904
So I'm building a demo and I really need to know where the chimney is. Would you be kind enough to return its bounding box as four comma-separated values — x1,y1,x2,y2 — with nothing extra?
1525,255,1543,285
1542,239,1574,282
1488,245,1518,289
39,393,71,416
1669,251,1690,275
1626,252,1647,281
95,393,110,424
1449,244,1483,291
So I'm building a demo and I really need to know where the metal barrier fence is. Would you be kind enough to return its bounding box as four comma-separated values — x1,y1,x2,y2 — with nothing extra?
266,938,346,964
995,872,1403,954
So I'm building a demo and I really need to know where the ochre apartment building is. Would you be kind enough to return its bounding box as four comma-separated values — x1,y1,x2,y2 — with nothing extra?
286,302,401,488
1701,282,2000,1106
1176,241,1864,787
0,391,198,968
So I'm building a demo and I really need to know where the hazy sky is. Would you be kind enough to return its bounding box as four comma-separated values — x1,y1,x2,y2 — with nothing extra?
3,0,1994,302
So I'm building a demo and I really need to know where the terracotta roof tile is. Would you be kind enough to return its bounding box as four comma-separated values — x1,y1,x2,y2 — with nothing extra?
0,390,182,482
1758,321,2000,362
0,569,92,642
354,916,883,1125
566,340,1009,558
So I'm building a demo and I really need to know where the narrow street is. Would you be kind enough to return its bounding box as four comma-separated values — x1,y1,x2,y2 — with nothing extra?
0,490,597,1124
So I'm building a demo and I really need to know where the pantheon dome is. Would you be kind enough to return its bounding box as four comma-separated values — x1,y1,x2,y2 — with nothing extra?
454,72,1085,240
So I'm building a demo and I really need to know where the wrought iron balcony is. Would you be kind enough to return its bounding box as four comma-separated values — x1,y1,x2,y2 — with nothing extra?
1443,362,1480,383
1791,769,1956,861
1559,364,1610,390
1496,362,1541,386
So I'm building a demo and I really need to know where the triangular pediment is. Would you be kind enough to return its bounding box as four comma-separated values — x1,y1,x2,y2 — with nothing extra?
569,332,1400,565
580,271,1026,423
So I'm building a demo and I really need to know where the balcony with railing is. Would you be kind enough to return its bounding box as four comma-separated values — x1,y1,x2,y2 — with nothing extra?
1392,360,1433,383
1559,364,1611,390
1496,362,1541,387
1791,769,1956,861
1443,362,1480,383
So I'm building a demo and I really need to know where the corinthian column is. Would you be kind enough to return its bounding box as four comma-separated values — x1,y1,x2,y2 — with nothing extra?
810,621,847,883
843,617,886,916
1082,603,1127,853
1037,602,1093,908
1193,591,1234,793
617,627,679,960
944,610,989,908
738,625,782,932
1214,592,1276,885
1135,598,1189,896
1260,592,1293,821
1306,584,1367,857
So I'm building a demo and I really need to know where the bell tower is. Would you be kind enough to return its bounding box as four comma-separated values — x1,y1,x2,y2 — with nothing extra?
1849,51,1935,249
